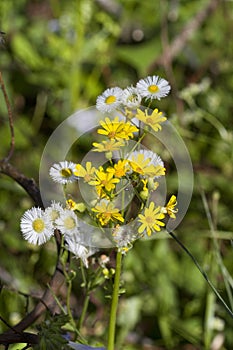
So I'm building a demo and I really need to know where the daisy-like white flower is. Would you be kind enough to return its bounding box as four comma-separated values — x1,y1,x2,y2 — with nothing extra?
65,234,96,268
20,207,54,245
121,86,142,109
45,201,63,225
112,224,138,253
49,161,77,184
138,202,165,236
55,209,79,236
96,87,123,113
136,75,171,100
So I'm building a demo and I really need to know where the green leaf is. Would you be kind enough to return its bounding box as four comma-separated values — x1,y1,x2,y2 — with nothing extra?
11,33,43,69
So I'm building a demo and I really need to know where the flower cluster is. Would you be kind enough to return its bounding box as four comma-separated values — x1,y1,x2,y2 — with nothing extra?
20,201,93,267
20,75,177,262
96,75,171,113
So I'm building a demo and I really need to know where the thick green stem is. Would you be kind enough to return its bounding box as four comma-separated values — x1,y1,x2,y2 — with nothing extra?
107,251,122,350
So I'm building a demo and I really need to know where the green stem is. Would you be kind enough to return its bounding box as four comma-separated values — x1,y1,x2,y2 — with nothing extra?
79,293,90,330
107,251,122,350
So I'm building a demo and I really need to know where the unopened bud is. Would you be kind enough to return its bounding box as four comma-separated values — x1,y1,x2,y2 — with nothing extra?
105,151,113,160
76,202,86,212
140,189,149,201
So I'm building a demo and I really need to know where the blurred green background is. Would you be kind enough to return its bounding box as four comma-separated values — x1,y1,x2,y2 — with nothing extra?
0,0,233,349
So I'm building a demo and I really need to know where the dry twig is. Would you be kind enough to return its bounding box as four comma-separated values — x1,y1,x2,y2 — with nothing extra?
0,74,67,347
148,0,221,73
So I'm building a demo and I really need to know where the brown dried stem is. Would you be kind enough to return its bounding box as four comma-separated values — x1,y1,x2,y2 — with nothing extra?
0,160,44,208
148,0,221,73
0,75,67,347
0,255,65,346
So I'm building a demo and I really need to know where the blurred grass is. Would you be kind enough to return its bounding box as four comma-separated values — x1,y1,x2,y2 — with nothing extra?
0,0,233,349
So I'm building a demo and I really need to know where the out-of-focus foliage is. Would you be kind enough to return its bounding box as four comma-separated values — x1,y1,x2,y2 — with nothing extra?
0,0,233,349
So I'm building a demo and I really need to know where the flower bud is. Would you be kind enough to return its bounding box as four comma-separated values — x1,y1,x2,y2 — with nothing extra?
148,178,159,191
105,151,113,160
140,189,149,201
76,202,86,212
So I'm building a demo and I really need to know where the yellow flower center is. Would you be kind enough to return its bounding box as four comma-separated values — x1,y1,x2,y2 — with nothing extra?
50,210,59,221
145,216,153,224
101,179,108,186
105,143,112,150
84,174,92,182
108,131,116,139
105,95,116,104
146,117,153,124
60,168,72,178
104,212,112,219
33,218,45,233
64,216,76,230
128,94,137,102
115,168,125,177
148,85,159,93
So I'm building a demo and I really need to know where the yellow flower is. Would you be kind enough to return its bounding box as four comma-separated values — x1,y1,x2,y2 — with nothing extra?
135,108,167,132
88,167,120,196
74,162,96,182
162,195,178,219
92,139,125,152
92,200,124,226
122,122,139,139
138,202,165,236
98,117,125,139
66,199,86,213
97,117,138,140
128,152,165,178
108,160,129,178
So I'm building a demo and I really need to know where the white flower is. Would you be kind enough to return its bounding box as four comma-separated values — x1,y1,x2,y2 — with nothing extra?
121,86,142,109
96,87,123,113
20,207,54,245
45,201,63,225
65,233,97,268
55,209,79,236
49,161,77,184
136,75,171,100
112,225,137,251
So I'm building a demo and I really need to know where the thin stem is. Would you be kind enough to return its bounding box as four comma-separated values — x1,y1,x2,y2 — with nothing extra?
78,293,90,330
0,71,15,161
59,244,87,343
107,250,122,350
66,278,73,324
168,230,233,318
46,283,66,314
78,261,89,330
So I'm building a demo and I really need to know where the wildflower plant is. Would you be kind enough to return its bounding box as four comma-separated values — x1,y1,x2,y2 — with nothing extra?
5,68,231,350
19,75,187,349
